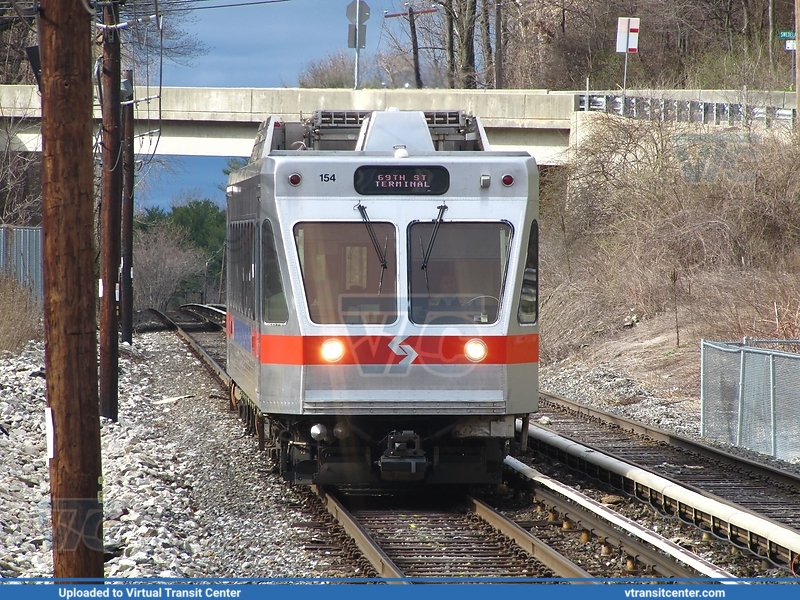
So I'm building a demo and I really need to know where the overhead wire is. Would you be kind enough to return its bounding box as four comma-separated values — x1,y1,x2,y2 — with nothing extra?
155,0,294,12
2,0,307,200
0,0,297,21
119,0,296,185
7,0,36,32
135,6,164,168
98,0,165,173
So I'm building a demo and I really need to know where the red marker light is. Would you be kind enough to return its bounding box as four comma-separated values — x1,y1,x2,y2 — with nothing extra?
502,174,514,186
289,173,301,186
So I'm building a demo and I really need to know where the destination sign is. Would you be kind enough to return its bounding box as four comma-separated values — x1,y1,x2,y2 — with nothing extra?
354,166,450,195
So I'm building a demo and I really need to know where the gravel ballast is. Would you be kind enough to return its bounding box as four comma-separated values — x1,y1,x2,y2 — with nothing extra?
1,330,796,579
0,334,364,579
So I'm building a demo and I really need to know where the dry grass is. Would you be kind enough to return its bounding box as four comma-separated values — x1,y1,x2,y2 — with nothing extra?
0,274,42,355
539,115,800,362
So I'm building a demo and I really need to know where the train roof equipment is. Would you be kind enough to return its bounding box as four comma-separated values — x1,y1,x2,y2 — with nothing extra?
249,109,492,161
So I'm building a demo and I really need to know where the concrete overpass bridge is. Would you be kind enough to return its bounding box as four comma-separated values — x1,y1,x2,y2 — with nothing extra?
0,85,796,167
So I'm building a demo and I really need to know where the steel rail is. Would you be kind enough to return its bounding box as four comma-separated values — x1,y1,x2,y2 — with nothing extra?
517,419,800,571
143,307,727,580
312,486,407,582
150,308,582,579
540,391,800,490
315,486,595,580
504,457,737,580
464,495,594,580
180,303,226,328
314,486,594,580
147,308,230,386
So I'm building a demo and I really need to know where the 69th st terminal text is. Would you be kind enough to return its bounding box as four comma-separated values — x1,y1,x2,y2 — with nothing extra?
59,588,241,599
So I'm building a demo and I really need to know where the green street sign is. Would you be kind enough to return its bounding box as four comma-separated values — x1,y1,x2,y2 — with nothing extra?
779,30,795,39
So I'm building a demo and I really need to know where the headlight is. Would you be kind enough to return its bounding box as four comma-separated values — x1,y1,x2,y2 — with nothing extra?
320,338,345,362
464,338,488,363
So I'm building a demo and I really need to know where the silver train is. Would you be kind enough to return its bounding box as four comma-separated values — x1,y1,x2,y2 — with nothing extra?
226,108,539,485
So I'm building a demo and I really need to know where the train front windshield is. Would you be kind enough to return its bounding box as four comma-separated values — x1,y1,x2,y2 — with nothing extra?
409,222,512,325
294,221,512,326
295,222,398,325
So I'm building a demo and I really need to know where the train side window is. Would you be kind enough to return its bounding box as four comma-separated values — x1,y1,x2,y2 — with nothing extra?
517,220,539,325
294,222,397,324
227,220,257,321
262,220,289,324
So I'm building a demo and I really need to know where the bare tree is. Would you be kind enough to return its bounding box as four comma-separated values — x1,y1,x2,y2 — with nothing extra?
298,50,358,88
0,10,41,225
452,0,478,87
540,111,800,359
478,0,494,86
117,1,209,81
133,221,204,310
495,0,792,90
0,3,208,229
0,8,37,85
0,118,41,225
298,50,387,88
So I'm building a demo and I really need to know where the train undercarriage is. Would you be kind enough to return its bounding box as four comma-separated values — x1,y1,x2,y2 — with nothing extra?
231,385,509,486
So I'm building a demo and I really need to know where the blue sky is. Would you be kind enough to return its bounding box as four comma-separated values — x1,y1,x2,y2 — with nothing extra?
139,0,400,211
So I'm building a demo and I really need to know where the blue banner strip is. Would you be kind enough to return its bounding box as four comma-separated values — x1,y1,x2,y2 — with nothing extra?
0,580,798,600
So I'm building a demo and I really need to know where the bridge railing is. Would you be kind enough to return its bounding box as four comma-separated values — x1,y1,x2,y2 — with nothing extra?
580,94,796,129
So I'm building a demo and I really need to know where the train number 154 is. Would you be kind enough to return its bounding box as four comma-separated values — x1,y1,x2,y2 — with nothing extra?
319,173,336,182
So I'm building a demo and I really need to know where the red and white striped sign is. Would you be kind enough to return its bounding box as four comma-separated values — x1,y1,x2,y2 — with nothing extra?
616,17,640,54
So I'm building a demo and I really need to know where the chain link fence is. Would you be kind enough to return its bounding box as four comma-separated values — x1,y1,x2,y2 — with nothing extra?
701,339,800,463
0,225,42,304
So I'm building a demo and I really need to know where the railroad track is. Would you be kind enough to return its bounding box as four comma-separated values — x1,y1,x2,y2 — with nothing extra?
499,458,737,580
145,306,228,380
531,392,800,572
149,307,799,579
314,487,584,580
313,484,739,581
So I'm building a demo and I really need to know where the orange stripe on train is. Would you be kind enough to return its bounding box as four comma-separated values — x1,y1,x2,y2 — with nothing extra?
257,334,538,365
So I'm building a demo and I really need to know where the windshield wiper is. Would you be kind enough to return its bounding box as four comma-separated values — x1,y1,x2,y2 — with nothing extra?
420,237,430,294
355,202,387,295
420,203,448,273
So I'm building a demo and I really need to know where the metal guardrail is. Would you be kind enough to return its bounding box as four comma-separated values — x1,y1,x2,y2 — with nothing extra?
579,94,796,129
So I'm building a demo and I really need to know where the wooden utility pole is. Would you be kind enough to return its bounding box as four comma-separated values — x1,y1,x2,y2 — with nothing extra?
385,6,438,89
445,0,455,88
100,2,122,421
121,70,134,345
408,5,423,88
495,1,503,88
39,0,104,579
